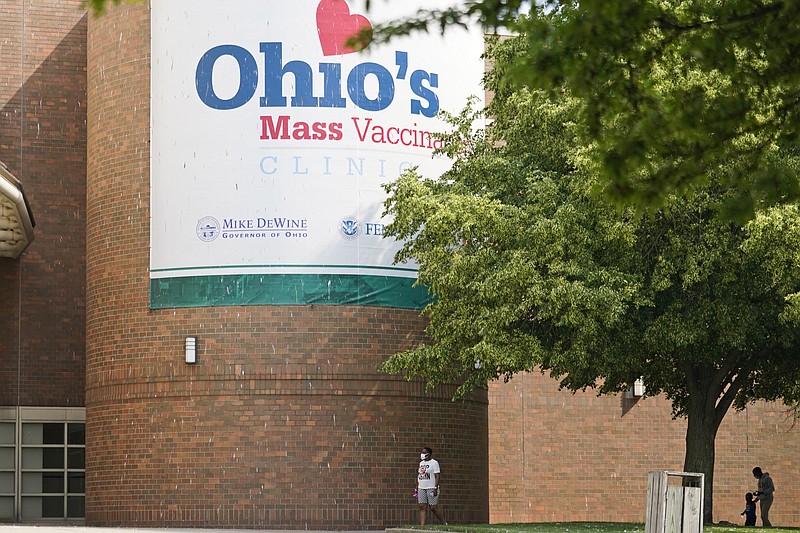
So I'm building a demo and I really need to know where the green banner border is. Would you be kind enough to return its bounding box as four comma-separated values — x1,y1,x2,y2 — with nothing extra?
150,273,431,309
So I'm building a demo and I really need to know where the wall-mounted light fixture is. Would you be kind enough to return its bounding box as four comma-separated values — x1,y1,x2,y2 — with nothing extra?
633,377,646,397
185,336,197,364
625,378,647,398
626,377,646,398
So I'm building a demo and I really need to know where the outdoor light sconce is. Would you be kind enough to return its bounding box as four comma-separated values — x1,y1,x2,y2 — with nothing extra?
626,377,646,398
185,336,197,364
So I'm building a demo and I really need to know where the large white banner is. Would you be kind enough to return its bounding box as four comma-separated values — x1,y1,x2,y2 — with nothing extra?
150,0,483,308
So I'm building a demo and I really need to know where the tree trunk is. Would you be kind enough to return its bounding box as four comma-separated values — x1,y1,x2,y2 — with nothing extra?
683,388,718,525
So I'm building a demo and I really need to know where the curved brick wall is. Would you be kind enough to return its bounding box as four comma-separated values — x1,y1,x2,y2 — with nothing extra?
85,4,488,528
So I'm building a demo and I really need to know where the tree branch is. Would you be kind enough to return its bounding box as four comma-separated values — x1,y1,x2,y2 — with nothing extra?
710,351,741,398
714,371,746,432
712,346,772,430
655,2,783,33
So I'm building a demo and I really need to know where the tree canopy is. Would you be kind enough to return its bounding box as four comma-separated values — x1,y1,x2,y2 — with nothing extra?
367,0,800,219
379,34,800,523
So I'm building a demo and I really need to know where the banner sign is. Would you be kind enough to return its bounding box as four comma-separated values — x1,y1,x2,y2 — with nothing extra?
150,0,483,308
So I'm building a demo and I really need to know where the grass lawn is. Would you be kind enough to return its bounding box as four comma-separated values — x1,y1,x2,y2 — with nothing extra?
398,523,800,533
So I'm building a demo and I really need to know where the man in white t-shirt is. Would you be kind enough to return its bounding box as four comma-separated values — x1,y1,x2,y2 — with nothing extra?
416,446,446,525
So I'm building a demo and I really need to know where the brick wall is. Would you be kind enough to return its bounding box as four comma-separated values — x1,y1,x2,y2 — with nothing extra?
489,372,800,526
85,4,488,528
0,0,86,407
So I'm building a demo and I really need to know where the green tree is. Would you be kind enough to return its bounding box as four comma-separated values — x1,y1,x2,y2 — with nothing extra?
369,0,800,218
380,36,800,524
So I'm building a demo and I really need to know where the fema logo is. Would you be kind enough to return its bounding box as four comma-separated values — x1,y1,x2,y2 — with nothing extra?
339,217,359,240
196,216,220,242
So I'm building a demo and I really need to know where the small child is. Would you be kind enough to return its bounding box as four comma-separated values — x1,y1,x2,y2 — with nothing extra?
741,492,757,526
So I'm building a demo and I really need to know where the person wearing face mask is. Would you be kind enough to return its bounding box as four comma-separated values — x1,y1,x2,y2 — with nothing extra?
416,447,446,525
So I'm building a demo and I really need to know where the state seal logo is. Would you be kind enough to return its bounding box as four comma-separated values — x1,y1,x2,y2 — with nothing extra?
196,216,220,242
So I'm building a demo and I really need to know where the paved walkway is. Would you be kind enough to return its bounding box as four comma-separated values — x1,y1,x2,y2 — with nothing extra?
0,527,401,533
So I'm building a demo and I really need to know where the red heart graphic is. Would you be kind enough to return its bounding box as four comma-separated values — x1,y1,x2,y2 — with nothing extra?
316,0,372,56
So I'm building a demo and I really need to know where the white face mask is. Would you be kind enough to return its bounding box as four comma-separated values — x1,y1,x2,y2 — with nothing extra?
420,453,429,460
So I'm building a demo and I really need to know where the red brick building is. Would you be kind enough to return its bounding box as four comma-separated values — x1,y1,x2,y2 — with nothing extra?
0,0,797,529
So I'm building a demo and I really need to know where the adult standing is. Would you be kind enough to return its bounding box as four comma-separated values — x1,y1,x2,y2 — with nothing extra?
752,466,775,527
417,447,446,525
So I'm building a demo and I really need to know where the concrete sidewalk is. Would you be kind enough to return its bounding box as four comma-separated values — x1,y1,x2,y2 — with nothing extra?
0,527,401,533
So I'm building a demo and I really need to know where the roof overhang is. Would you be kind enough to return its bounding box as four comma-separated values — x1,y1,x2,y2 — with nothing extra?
0,163,35,259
